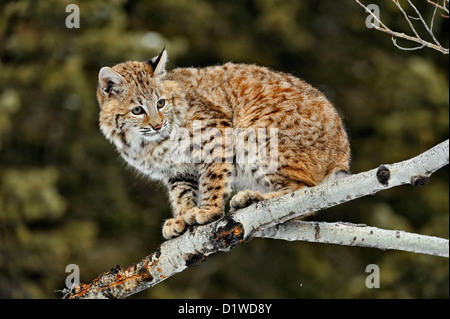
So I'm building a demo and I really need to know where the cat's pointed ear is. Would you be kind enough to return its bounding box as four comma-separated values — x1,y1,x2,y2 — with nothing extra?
98,67,125,96
146,47,168,77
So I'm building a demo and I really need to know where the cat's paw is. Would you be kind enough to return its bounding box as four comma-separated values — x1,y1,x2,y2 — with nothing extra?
184,207,223,226
230,190,265,211
162,218,187,239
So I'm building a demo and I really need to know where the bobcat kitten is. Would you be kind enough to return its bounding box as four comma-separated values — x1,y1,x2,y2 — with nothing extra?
97,49,350,239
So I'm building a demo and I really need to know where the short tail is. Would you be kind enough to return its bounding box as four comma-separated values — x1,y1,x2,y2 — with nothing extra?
321,169,352,185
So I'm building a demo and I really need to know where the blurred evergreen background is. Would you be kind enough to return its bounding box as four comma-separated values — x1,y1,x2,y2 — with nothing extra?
0,0,448,298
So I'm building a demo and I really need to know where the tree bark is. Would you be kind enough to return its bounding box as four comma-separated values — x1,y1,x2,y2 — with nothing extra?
256,220,449,257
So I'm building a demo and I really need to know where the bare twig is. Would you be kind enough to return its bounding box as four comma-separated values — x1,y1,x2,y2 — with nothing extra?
407,0,442,47
355,0,449,54
427,0,449,18
395,0,426,50
64,139,449,299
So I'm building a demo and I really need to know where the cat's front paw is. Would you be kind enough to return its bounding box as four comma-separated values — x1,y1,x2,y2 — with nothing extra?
162,218,187,239
184,207,223,226
230,190,265,211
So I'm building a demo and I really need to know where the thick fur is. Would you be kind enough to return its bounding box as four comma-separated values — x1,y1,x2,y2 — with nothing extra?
97,50,350,239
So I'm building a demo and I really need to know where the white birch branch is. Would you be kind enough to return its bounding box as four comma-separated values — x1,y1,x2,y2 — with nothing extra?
256,221,449,257
64,139,449,299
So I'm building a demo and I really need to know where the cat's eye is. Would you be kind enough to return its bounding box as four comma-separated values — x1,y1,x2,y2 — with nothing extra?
156,99,166,109
131,106,145,115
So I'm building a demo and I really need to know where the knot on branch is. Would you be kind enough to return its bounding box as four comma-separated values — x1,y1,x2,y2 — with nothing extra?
213,218,245,250
185,252,207,267
411,174,430,186
376,165,391,186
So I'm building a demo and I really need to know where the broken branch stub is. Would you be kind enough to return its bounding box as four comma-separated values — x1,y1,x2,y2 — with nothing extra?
66,217,247,299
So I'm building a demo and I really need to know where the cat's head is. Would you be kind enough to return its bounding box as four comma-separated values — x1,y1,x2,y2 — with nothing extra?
97,49,177,147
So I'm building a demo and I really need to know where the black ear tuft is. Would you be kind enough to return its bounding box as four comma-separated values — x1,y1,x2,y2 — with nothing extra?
145,46,168,76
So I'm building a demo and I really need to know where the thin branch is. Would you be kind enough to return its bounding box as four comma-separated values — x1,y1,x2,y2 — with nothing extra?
355,0,449,54
406,0,442,47
429,0,439,32
427,0,449,18
63,139,449,299
256,221,449,257
395,0,425,47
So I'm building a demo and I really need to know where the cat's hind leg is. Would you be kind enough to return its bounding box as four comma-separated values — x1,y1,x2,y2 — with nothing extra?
230,180,308,212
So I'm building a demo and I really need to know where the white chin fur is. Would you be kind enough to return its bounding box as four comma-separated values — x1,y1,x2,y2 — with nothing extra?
142,129,170,142
143,133,162,141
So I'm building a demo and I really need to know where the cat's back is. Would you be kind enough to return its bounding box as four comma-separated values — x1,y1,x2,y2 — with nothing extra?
167,62,313,94
167,62,326,119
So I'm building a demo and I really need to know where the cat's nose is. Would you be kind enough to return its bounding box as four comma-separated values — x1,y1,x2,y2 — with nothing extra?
153,124,162,131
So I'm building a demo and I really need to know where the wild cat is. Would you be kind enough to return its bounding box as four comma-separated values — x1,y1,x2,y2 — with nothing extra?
97,49,350,239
